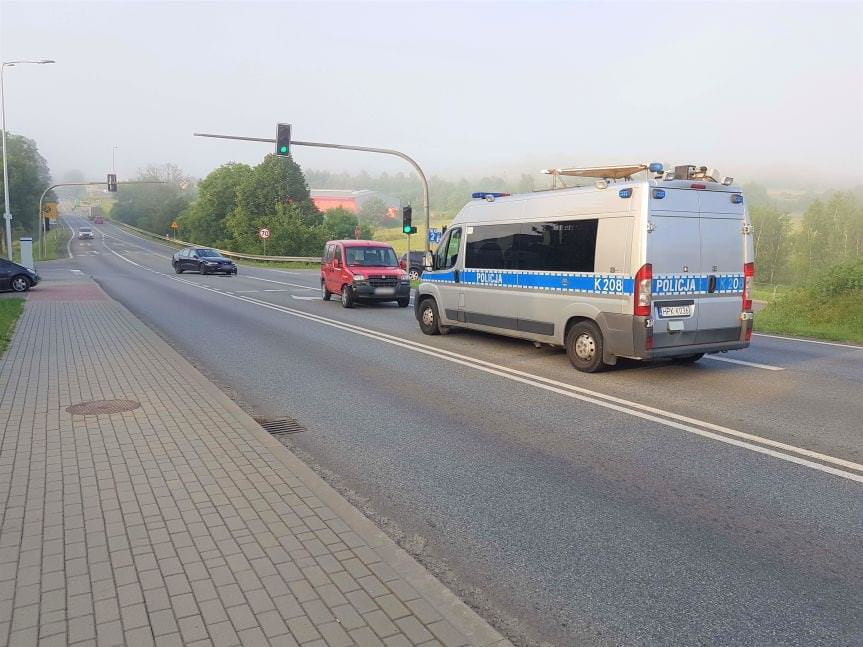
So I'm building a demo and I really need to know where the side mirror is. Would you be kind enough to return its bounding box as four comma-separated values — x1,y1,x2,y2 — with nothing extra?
423,252,434,272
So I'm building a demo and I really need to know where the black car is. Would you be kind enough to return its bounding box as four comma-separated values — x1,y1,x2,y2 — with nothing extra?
399,251,426,280
172,247,237,275
0,257,40,292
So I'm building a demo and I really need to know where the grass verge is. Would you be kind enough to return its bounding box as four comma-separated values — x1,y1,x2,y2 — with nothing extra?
754,290,863,344
0,298,25,355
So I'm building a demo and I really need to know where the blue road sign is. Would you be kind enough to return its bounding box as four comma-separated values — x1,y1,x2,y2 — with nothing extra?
428,228,442,244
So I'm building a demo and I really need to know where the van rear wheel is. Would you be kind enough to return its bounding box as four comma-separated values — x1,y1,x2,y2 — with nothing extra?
565,321,606,373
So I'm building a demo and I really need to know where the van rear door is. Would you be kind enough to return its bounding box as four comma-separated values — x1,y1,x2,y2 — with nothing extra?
697,191,745,344
647,189,700,349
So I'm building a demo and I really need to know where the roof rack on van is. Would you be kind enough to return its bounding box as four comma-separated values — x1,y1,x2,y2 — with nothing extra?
668,165,734,185
541,164,648,182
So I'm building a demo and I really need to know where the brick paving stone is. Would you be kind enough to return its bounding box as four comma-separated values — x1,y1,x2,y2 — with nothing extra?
0,282,508,647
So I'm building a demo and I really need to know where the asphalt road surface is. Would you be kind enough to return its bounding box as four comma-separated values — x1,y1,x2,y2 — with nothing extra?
46,215,863,646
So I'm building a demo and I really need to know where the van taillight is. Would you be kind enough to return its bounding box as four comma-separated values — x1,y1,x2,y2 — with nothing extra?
743,262,754,311
634,263,652,317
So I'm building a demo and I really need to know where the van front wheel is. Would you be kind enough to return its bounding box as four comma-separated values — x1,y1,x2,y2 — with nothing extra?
565,321,606,373
418,299,441,335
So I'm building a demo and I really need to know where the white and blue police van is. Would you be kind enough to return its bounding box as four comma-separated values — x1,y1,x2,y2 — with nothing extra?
415,163,755,372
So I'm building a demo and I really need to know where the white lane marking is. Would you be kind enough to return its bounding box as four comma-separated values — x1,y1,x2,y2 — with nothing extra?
69,269,83,274
102,238,863,484
703,356,784,371
243,275,318,291
753,333,862,351
63,218,75,258
262,289,292,292
233,290,260,293
290,295,320,301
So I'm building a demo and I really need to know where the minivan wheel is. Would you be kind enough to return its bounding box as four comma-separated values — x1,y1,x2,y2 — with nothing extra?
565,320,606,373
340,285,354,308
418,298,441,335
10,275,31,293
672,353,704,364
397,297,410,308
322,281,331,301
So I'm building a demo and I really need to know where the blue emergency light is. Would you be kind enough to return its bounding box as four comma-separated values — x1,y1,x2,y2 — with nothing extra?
731,194,744,204
618,188,633,199
649,162,664,173
653,188,666,199
471,192,511,199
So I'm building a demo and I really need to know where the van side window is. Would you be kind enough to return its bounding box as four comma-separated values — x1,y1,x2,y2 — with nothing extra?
334,246,342,264
436,228,461,270
323,244,333,262
520,219,598,272
465,224,522,269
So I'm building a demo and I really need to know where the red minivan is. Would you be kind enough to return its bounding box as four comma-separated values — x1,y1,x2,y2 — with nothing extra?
321,240,411,308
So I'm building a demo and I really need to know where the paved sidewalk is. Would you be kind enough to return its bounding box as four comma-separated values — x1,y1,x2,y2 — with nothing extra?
0,279,510,647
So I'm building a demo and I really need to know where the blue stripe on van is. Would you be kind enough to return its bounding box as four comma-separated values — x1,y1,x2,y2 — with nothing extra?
653,273,744,296
423,269,635,296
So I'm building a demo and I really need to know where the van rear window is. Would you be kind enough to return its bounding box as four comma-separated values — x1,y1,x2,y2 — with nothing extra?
466,219,597,272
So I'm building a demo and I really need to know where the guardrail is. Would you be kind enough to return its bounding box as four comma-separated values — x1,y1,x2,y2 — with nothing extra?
108,219,322,263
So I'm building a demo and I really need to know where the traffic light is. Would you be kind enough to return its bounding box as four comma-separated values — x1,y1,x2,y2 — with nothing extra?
276,123,291,157
402,205,416,234
107,173,117,192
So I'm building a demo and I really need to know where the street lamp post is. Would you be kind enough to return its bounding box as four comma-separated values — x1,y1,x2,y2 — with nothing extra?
1,59,55,259
112,145,119,174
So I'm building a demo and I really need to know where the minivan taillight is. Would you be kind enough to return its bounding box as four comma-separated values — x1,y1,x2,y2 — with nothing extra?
743,262,754,311
634,263,652,317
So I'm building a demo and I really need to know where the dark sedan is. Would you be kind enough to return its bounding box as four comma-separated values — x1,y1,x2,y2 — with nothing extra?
0,257,40,292
172,247,237,275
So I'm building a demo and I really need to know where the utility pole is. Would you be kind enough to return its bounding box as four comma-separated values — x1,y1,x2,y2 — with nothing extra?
193,130,433,257
1,59,55,258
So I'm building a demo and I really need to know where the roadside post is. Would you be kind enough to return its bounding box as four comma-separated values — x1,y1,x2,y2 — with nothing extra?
194,126,432,257
259,227,270,255
19,237,33,269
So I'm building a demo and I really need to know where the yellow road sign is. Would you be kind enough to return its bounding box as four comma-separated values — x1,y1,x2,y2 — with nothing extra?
170,221,178,230
42,203,58,220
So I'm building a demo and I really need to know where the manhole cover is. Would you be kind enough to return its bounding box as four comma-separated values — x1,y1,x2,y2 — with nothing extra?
255,416,307,437
66,399,141,416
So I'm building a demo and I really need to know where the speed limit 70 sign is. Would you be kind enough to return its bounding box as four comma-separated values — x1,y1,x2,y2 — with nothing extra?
258,228,271,240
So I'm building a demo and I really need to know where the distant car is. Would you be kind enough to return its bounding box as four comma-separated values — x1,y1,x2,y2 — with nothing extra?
93,216,104,224
0,257,40,292
399,251,426,280
172,247,237,275
321,240,410,308
78,227,94,240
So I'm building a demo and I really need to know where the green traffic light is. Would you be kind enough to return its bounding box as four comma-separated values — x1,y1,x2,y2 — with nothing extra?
403,226,411,234
279,145,288,154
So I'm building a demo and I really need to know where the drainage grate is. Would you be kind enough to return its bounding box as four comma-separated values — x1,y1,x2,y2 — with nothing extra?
255,416,307,437
66,399,141,416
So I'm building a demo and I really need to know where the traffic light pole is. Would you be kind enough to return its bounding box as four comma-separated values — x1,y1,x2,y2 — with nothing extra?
193,132,432,256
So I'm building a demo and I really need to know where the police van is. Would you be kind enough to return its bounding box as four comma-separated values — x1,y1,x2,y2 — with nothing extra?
414,163,755,372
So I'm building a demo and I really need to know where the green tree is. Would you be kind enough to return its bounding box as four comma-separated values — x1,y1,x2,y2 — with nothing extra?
0,133,54,248
357,197,389,227
750,203,792,284
177,162,251,246
111,164,195,234
323,207,374,239
234,154,321,228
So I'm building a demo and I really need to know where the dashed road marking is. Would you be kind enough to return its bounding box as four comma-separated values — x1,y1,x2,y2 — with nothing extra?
703,356,784,371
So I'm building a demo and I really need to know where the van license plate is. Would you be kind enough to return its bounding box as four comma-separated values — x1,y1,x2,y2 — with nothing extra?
659,305,692,318
374,287,395,296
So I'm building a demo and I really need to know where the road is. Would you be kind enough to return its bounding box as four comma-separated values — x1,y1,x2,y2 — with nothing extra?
48,215,863,646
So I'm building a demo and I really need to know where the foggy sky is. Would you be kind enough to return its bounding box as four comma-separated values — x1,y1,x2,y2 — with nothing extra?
2,0,862,188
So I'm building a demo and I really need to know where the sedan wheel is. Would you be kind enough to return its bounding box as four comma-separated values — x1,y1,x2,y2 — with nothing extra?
174,263,183,274
408,268,420,281
10,275,31,293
